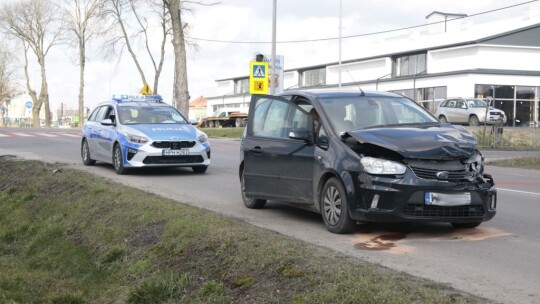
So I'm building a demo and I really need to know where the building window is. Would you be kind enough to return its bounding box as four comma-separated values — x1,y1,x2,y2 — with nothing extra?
390,86,446,113
235,78,249,94
393,53,426,77
300,67,326,87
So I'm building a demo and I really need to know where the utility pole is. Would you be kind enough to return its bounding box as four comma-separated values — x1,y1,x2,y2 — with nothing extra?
271,0,277,95
339,0,342,87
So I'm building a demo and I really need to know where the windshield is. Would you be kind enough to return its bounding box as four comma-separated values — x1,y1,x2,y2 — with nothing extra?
465,98,488,108
118,106,187,124
319,96,438,134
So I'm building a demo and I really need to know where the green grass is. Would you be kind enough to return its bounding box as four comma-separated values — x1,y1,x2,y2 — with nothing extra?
200,127,244,139
0,158,487,303
487,156,540,170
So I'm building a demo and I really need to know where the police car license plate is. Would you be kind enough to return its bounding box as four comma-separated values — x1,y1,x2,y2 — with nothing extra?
424,192,471,206
162,149,189,156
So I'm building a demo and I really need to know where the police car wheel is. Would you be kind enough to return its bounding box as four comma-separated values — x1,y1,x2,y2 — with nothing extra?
192,166,208,173
81,139,96,166
113,144,127,175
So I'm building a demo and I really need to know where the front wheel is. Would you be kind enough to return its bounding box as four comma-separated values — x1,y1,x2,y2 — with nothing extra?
451,222,482,229
113,144,127,175
240,170,266,209
469,115,480,126
81,139,96,166
320,177,356,234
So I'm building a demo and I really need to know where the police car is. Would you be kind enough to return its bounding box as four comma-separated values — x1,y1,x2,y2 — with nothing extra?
81,94,210,174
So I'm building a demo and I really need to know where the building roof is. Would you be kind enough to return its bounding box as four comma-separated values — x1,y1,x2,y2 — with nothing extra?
189,96,207,108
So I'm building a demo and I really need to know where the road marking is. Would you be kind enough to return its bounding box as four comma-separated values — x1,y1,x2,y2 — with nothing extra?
498,187,540,196
11,132,35,137
0,133,9,137
55,133,80,137
33,132,59,137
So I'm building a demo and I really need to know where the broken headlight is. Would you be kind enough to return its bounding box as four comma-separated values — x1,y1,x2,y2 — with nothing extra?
361,157,407,175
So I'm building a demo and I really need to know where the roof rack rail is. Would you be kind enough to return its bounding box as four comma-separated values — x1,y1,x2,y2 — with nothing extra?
112,94,163,103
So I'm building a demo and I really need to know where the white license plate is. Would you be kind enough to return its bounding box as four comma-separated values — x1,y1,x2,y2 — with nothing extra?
162,149,189,156
425,192,471,206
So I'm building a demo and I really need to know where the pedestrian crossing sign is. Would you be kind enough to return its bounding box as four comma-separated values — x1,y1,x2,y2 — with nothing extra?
249,61,269,94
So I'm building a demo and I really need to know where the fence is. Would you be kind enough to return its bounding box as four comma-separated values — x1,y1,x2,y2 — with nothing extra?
466,126,540,150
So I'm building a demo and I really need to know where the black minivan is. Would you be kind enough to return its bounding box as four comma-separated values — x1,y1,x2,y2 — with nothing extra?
239,89,497,234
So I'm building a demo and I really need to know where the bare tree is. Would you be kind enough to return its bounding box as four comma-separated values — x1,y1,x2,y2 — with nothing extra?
0,46,18,126
102,0,170,95
59,0,105,128
0,0,64,128
163,0,218,116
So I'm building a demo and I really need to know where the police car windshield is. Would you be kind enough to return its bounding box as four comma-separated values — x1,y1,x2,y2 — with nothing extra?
118,106,187,124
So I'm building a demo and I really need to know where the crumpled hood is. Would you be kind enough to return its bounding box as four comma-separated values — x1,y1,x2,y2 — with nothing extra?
127,124,196,141
346,125,477,160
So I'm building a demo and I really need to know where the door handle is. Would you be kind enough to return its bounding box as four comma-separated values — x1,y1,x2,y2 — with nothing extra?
250,146,263,155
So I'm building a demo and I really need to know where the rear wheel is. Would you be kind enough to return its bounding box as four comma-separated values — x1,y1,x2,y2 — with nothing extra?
113,144,127,175
240,170,266,209
438,115,448,123
81,139,96,166
451,222,482,229
192,166,208,173
469,115,480,126
320,177,356,234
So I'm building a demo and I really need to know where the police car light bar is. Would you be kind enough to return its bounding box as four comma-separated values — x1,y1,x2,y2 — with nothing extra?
112,94,163,103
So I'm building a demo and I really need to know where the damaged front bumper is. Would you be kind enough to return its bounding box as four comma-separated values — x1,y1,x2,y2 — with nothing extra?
349,171,497,224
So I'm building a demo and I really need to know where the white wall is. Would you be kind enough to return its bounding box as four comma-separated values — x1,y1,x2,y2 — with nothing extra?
326,58,391,85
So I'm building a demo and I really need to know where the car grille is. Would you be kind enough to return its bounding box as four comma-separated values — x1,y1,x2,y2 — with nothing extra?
409,166,470,182
151,141,196,149
489,111,502,115
142,155,204,164
403,204,485,217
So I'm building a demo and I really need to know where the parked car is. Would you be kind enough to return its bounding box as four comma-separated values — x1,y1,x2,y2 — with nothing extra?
239,89,497,234
434,97,506,126
81,95,210,174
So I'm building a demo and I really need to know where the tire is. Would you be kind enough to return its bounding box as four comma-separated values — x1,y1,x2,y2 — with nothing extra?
192,166,208,173
439,116,448,123
469,115,480,126
451,222,482,229
320,177,356,234
81,139,96,166
113,144,127,175
240,170,266,209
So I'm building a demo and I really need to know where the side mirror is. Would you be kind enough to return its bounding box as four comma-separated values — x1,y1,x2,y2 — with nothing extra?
101,119,115,126
289,129,313,143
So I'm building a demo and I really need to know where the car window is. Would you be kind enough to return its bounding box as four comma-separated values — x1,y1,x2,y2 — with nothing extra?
456,100,465,109
118,106,187,124
88,107,100,122
94,106,109,122
448,100,456,108
252,97,309,139
319,96,438,134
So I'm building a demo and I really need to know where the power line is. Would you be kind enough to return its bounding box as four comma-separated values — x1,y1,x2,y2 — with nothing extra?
187,0,538,44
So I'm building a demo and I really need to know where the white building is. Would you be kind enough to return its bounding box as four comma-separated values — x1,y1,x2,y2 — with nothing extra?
208,7,540,127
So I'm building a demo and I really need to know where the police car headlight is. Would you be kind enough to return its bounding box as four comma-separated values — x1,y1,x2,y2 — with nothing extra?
124,133,149,144
196,131,208,144
361,157,407,175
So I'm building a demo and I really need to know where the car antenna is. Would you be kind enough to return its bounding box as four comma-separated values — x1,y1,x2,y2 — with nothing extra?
346,70,365,96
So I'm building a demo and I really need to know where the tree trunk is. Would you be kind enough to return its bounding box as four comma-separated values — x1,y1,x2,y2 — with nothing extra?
78,38,85,129
168,0,189,117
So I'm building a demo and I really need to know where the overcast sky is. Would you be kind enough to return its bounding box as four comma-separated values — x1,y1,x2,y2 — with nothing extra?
10,0,539,111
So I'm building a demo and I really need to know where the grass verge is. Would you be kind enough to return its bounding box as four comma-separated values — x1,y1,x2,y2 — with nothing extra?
487,156,540,170
200,127,244,139
0,157,487,303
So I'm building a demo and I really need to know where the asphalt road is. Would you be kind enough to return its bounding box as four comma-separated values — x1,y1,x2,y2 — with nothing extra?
1,127,540,304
